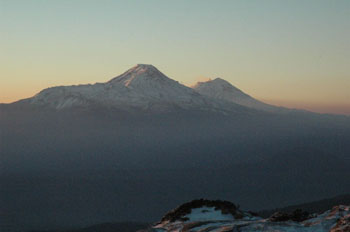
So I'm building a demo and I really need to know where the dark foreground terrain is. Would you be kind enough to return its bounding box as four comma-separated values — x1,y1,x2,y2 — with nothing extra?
23,195,350,232
28,222,149,232
1,109,350,231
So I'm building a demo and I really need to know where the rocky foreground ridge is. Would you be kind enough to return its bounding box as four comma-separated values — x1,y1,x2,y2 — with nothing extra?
140,199,350,232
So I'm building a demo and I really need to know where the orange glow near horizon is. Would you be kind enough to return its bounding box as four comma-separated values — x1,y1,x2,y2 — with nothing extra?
262,99,350,115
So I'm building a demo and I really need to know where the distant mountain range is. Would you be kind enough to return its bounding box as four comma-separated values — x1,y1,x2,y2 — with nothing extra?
1,64,350,232
7,64,294,113
25,64,226,112
11,64,240,112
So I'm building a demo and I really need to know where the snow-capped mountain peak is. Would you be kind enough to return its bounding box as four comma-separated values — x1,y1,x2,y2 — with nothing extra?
192,78,283,112
193,78,248,96
108,64,172,87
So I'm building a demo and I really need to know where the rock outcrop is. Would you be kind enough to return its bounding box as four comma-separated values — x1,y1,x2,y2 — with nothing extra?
142,200,350,232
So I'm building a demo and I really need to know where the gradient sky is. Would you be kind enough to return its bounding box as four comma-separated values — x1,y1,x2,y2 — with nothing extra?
1,0,349,114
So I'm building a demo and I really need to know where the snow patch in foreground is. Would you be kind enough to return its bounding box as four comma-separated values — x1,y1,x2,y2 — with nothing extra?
185,207,234,222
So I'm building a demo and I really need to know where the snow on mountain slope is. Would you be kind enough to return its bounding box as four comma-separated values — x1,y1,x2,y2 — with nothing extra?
28,64,246,113
145,200,350,232
192,78,285,112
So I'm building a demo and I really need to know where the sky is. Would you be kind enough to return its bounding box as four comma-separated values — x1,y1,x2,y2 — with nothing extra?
1,0,349,115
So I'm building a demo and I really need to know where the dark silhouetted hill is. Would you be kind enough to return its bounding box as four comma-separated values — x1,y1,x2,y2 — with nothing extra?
258,194,350,218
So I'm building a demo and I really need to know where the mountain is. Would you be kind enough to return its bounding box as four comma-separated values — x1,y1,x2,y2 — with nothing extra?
141,199,350,232
22,64,247,113
1,64,350,232
192,78,286,112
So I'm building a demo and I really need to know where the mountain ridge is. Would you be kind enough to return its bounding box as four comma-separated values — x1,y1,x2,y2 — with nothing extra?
2,64,294,115
2,64,348,116
17,64,250,113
